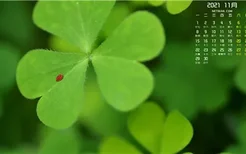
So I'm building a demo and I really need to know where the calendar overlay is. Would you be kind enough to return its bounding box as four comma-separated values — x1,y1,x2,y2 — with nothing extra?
194,1,245,65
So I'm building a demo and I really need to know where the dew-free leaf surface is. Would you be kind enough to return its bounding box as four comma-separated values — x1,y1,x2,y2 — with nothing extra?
101,3,131,37
17,0,165,129
94,11,165,62
148,0,165,7
160,110,193,154
33,1,114,53
92,56,153,111
99,136,142,154
128,102,165,153
17,50,88,129
166,0,192,15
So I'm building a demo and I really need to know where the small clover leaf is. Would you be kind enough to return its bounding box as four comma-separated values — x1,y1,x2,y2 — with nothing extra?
148,0,165,7
127,102,165,153
160,110,193,154
125,102,193,154
17,0,165,129
99,136,142,154
100,103,193,154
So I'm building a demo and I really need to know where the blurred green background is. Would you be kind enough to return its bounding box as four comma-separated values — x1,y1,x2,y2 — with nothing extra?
1,0,246,154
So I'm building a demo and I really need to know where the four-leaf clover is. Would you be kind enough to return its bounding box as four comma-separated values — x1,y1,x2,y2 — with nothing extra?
16,0,165,129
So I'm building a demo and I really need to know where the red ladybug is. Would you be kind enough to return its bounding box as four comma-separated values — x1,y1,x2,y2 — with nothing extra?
56,74,64,82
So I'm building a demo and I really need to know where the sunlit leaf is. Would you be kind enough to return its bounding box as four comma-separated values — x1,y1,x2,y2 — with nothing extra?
160,110,193,154
101,3,131,37
92,56,153,111
94,11,165,62
148,0,165,7
80,70,127,136
99,136,141,154
17,50,88,129
49,36,80,53
128,102,165,153
33,0,115,53
166,0,192,15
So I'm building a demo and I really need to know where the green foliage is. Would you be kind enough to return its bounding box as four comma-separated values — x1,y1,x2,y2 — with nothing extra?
79,68,127,136
165,0,193,15
100,102,193,154
99,136,141,154
101,2,131,37
0,2,34,47
148,0,165,7
147,0,192,14
235,58,246,93
224,121,246,153
160,110,193,154
0,42,20,117
38,127,81,154
33,1,114,53
128,102,165,153
0,42,20,91
16,0,165,129
49,36,80,53
0,147,35,154
153,42,231,119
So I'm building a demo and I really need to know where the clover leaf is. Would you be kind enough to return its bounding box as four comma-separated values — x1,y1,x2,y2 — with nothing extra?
148,0,165,7
127,102,165,153
166,0,193,15
16,0,165,129
99,102,193,154
99,136,142,154
147,0,192,14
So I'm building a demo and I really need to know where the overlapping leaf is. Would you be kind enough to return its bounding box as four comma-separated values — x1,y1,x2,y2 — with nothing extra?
160,110,193,154
17,0,165,128
99,136,141,154
127,102,165,153
100,103,193,154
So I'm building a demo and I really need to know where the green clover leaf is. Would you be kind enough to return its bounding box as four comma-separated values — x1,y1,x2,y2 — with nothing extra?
166,0,193,15
99,136,142,154
148,0,165,7
147,0,192,14
127,102,165,153
16,0,165,129
100,102,193,154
